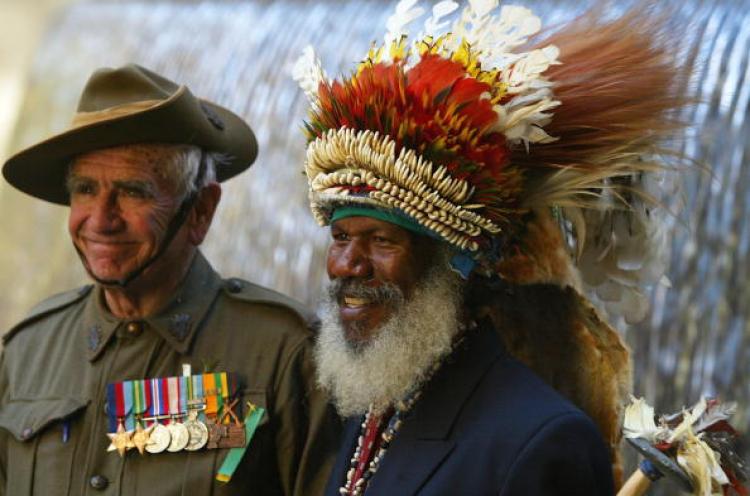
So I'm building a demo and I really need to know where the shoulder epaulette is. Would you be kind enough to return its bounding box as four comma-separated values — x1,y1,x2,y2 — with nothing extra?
3,285,93,345
221,278,318,328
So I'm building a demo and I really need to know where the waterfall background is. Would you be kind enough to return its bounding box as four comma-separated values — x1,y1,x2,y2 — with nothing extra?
0,1,748,492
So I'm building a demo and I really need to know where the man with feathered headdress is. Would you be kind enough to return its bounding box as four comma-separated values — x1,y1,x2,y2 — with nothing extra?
294,1,689,494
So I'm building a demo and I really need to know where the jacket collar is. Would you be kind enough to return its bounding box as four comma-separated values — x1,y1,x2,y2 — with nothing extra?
400,321,503,440
83,252,222,361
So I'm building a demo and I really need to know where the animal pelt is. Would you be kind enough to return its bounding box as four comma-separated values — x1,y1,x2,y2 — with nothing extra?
495,208,580,289
477,283,632,488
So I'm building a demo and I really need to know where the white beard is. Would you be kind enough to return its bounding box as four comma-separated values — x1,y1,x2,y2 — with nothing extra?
315,264,463,417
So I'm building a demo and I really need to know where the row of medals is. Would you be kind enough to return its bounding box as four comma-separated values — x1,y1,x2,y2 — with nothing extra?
146,409,208,453
109,407,210,456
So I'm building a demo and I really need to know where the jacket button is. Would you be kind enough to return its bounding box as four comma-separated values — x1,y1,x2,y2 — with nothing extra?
89,475,109,490
20,427,33,440
226,278,243,293
126,321,143,336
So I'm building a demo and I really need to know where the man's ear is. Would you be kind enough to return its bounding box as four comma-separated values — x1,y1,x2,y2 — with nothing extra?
187,182,222,245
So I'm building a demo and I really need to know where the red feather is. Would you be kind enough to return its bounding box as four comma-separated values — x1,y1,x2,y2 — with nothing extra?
406,54,465,103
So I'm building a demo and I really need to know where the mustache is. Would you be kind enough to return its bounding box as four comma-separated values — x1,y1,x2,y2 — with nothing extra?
326,278,404,305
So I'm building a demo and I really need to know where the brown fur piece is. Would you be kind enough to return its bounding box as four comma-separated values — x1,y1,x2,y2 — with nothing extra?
490,195,633,487
482,6,693,487
495,209,580,289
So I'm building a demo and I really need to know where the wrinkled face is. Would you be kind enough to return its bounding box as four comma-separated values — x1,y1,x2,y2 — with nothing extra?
67,146,183,283
326,216,433,345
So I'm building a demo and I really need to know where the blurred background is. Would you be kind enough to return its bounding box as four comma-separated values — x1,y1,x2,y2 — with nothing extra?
0,0,748,493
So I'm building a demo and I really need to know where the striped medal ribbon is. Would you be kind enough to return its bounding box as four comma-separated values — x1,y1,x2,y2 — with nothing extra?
132,379,151,421
145,378,171,454
191,373,206,422
106,381,133,433
165,376,189,452
216,372,228,424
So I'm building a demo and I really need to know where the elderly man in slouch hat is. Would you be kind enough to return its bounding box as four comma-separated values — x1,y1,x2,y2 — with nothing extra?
0,64,339,495
293,1,691,494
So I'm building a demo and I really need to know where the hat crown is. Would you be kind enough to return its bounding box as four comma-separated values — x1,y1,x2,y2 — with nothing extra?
3,63,257,205
77,64,180,113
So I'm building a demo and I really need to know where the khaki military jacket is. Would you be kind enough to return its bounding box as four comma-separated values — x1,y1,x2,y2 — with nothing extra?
0,252,340,496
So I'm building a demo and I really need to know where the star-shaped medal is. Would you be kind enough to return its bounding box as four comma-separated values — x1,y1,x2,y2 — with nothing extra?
131,422,155,455
107,422,134,457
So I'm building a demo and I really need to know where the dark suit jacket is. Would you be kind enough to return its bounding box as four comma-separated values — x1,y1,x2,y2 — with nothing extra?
325,324,614,495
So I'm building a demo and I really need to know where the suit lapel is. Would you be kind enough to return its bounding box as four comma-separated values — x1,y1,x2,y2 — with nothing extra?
365,326,503,495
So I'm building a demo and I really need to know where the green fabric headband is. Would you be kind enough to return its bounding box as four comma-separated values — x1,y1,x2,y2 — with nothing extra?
330,206,434,238
330,205,477,278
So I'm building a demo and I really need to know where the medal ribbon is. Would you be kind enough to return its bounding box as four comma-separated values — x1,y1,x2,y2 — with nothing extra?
160,377,171,424
122,381,135,430
106,381,134,432
185,373,193,406
215,372,227,424
132,380,143,415
146,379,157,426
204,373,218,419
192,374,206,422
106,383,118,433
132,379,147,419
179,376,188,415
167,376,180,423
151,377,169,424
144,379,152,419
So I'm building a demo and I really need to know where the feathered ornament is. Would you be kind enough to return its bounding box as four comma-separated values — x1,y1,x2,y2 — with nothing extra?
507,8,691,323
294,2,689,320
621,397,748,496
623,396,666,443
292,45,329,103
422,1,459,37
295,0,561,252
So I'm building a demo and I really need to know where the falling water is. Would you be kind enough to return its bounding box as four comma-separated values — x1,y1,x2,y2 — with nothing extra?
0,1,748,492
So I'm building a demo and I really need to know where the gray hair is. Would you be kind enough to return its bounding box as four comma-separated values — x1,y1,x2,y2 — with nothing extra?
160,145,225,201
66,144,228,202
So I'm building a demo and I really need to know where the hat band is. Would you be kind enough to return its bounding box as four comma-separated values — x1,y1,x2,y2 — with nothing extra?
71,99,162,128
331,206,434,237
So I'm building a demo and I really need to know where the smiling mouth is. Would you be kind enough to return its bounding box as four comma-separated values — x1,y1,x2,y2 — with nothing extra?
85,237,133,244
343,296,372,308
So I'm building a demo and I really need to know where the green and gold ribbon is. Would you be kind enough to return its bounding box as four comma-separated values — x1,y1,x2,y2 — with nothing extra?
215,402,265,483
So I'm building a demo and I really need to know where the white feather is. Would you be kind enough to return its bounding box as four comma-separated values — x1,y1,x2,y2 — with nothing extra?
424,1,459,36
292,45,327,102
467,0,497,18
623,397,664,441
575,168,677,324
693,401,737,433
384,0,425,51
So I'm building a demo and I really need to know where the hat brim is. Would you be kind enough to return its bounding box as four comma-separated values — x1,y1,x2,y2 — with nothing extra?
2,86,257,205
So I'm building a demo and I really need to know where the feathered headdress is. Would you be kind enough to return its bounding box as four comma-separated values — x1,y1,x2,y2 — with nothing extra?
295,0,560,253
295,0,690,487
294,1,686,311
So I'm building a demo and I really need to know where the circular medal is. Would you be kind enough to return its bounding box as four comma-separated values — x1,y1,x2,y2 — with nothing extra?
166,422,190,452
184,419,209,451
145,423,171,454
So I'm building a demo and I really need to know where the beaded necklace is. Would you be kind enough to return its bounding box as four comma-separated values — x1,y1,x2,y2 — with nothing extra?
340,393,421,496
340,332,469,496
